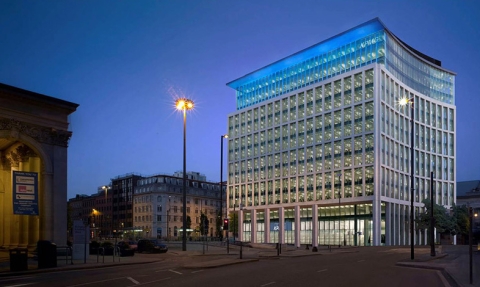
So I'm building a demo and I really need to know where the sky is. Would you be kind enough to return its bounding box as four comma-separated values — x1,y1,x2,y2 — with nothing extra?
0,0,479,199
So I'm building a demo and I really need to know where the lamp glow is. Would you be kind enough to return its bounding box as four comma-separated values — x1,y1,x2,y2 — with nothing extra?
399,98,409,106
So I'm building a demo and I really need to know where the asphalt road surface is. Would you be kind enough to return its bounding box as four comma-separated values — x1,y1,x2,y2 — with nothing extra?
0,247,448,287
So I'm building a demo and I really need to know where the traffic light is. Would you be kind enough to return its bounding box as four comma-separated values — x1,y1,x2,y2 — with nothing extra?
223,218,229,230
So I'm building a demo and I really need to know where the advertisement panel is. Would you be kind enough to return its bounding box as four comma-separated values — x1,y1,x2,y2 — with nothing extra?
13,171,39,215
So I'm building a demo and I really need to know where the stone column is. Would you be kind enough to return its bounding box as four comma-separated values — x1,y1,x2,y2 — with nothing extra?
279,207,285,244
264,208,270,243
251,209,257,243
312,204,318,247
294,205,300,248
28,156,41,249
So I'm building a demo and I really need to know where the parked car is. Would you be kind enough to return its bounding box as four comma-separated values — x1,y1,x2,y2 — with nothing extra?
116,241,135,257
137,239,168,253
127,240,138,251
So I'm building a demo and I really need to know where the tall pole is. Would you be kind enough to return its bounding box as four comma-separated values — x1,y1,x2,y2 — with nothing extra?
233,203,236,243
182,107,187,251
430,171,435,256
176,98,194,251
410,102,415,260
469,207,473,285
220,135,224,241
338,173,341,247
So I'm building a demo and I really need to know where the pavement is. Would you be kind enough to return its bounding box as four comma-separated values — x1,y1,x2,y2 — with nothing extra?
0,242,478,287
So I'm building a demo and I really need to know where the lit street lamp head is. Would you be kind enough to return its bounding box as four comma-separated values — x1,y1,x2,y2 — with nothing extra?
399,97,413,107
176,98,194,111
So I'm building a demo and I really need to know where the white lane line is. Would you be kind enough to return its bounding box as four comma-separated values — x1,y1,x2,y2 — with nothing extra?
127,277,140,285
436,270,451,287
169,269,183,275
317,269,328,272
66,277,126,287
260,282,276,287
127,277,171,286
5,284,35,287
191,270,205,273
357,260,365,262
0,277,35,283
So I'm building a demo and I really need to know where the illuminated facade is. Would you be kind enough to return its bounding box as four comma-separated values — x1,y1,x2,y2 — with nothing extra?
226,18,456,246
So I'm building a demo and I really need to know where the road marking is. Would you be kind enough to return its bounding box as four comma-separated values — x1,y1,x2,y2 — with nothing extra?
317,269,328,272
128,277,171,286
169,269,183,275
5,284,35,287
357,260,365,262
436,270,451,287
260,282,276,286
0,277,35,283
127,277,140,285
191,270,205,273
66,277,126,286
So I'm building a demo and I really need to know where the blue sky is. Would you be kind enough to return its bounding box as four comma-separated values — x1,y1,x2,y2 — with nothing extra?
0,0,479,199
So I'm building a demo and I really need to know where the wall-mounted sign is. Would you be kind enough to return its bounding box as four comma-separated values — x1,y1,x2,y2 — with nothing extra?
13,171,39,215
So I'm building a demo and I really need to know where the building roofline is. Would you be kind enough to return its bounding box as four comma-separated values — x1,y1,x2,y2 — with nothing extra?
0,82,79,113
227,17,454,90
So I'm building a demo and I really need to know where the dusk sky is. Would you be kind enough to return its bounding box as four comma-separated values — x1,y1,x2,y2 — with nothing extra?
0,0,479,199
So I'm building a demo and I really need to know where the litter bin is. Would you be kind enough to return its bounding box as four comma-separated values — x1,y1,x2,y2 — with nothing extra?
37,240,57,268
10,248,28,272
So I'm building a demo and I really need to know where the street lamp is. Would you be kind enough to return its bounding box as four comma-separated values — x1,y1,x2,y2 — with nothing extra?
102,185,110,237
400,97,415,260
469,207,478,285
220,134,228,241
176,97,194,251
337,172,341,247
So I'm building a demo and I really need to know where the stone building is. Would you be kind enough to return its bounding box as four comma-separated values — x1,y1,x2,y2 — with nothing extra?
0,83,78,249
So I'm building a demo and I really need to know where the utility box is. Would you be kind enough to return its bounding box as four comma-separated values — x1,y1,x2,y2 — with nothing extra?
9,248,28,272
37,240,57,268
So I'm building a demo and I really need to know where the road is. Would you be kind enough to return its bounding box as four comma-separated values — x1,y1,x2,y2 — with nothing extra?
0,247,449,287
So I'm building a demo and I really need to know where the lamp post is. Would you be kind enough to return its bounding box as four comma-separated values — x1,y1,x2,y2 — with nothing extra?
220,134,228,241
400,97,415,260
176,98,194,251
469,207,478,285
337,172,341,247
102,185,110,237
233,201,237,243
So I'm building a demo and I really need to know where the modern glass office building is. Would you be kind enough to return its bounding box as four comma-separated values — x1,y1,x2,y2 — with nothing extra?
226,18,456,246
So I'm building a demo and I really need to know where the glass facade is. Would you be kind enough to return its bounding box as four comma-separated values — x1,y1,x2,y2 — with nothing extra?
228,69,375,208
227,18,456,247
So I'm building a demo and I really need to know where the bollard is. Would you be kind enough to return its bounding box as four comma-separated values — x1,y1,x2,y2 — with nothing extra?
305,244,309,250
240,242,243,259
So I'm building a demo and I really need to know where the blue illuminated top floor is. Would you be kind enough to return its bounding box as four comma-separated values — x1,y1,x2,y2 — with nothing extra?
227,18,455,110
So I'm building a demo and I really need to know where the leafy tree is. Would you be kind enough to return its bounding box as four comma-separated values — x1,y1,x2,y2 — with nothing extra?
186,216,191,229
416,199,453,234
215,210,223,239
451,204,469,237
67,203,73,235
228,211,238,237
416,199,469,237
199,212,209,236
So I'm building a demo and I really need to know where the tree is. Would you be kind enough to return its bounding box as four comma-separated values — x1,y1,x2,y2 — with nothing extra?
416,199,469,238
200,212,209,236
186,216,191,229
66,203,73,240
416,199,454,234
451,204,469,238
215,210,222,239
228,211,238,237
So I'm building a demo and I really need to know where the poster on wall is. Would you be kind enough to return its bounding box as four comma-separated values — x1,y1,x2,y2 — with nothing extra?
12,171,39,215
